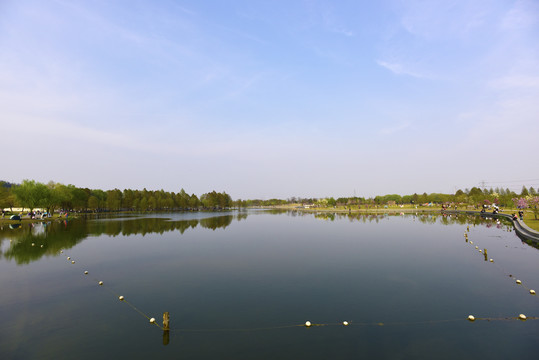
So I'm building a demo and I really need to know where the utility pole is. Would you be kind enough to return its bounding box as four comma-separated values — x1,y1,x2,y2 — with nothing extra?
480,180,487,190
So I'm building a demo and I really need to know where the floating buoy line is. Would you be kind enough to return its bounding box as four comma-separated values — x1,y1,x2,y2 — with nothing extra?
35,227,537,336
464,227,537,298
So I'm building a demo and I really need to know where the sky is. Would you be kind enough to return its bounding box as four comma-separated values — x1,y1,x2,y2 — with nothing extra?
1,0,538,199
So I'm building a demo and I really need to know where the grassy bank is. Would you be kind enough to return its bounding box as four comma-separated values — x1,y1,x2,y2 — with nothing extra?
523,211,539,231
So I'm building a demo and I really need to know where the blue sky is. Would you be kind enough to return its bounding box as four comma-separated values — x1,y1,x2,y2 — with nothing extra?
1,0,538,199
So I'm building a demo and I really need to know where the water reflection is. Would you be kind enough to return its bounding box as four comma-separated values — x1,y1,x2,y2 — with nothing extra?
0,213,245,265
279,210,515,229
1,210,533,265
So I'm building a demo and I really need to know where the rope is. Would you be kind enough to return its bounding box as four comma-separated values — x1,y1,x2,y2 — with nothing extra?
464,227,538,299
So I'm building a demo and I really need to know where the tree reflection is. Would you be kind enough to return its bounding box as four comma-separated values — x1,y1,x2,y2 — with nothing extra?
0,213,245,265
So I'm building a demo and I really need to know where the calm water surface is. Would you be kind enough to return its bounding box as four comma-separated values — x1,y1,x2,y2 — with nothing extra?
0,210,538,359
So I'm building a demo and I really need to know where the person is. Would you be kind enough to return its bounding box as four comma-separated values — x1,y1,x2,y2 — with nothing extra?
512,213,517,221
518,210,524,220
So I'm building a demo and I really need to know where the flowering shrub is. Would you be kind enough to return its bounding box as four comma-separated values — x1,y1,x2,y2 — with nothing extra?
512,197,528,209
526,196,539,220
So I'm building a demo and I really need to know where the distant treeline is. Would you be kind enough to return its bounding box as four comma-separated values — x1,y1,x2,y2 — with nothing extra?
0,180,232,213
243,186,537,208
1,179,537,214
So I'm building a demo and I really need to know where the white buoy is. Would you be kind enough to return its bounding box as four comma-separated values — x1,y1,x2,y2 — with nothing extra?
516,279,522,284
305,321,312,327
32,243,35,246
467,315,475,321
475,246,478,249
150,318,156,323
84,271,88,275
98,281,103,285
60,250,63,253
67,257,71,260
71,260,75,264
479,249,482,253
518,314,526,320
489,259,494,262
40,245,43,248
343,321,349,326
470,241,473,244
530,290,536,295
119,296,124,301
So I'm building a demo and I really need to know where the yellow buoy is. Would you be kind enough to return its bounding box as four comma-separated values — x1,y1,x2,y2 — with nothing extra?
31,243,35,246
489,259,494,262
475,246,478,249
518,314,526,321
343,321,349,326
305,321,312,327
478,249,482,253
470,241,473,244
516,280,522,284
60,250,63,253
40,245,43,248
150,318,156,323
467,315,475,321
119,296,124,301
98,281,103,286
84,271,88,275
71,260,75,264
530,290,536,295
67,257,71,260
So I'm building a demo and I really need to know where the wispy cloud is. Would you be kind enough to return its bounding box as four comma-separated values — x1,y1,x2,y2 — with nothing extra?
501,0,538,29
376,60,426,78
330,27,354,37
400,0,487,39
379,122,411,135
488,75,539,90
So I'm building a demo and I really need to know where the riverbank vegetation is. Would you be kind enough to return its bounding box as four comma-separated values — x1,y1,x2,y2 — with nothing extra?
1,179,537,229
1,180,231,214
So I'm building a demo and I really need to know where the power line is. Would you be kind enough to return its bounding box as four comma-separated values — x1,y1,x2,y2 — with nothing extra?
484,179,539,184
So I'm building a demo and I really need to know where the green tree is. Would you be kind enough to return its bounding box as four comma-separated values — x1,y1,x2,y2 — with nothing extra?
88,195,99,211
106,189,122,210
12,180,49,211
0,182,10,210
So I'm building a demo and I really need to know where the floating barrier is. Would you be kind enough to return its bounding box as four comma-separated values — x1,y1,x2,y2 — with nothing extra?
50,224,538,339
462,228,537,299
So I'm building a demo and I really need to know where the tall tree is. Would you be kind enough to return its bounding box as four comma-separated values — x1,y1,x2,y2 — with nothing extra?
12,180,49,211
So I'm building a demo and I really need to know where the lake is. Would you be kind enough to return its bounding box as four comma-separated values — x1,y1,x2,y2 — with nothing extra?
0,210,538,359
